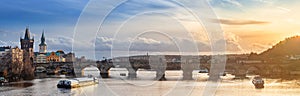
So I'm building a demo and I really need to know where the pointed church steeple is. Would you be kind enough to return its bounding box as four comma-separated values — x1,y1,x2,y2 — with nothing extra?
39,30,47,53
24,27,31,40
39,30,46,46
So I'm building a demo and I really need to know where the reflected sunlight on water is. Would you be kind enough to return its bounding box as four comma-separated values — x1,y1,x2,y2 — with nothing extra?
0,69,299,96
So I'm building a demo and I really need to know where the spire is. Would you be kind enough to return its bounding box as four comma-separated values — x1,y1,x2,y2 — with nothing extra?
39,30,46,46
24,27,30,40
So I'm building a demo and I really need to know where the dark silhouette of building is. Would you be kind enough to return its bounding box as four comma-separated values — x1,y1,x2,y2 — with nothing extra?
20,27,34,60
20,27,35,79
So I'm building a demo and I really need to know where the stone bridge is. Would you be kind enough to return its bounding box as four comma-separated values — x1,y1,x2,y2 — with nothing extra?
34,62,74,74
55,55,290,80
97,55,290,80
35,62,74,68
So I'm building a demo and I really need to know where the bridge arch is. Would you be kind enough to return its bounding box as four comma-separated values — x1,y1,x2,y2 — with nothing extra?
270,65,284,77
34,66,47,73
35,65,47,70
271,65,283,73
225,66,237,75
81,65,100,77
199,65,210,73
81,64,99,71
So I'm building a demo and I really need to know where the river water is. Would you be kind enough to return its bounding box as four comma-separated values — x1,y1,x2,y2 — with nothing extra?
0,68,300,96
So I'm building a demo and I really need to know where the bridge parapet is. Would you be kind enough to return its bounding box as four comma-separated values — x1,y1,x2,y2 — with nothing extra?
97,55,293,80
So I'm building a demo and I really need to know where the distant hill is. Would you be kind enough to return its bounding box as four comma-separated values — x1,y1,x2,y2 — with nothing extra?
259,36,300,58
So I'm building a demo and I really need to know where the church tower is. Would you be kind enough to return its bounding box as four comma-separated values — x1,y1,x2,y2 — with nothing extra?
39,31,47,53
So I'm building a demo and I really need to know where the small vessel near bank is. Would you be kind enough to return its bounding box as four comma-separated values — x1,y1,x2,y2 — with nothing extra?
0,77,8,84
252,75,264,89
57,77,98,89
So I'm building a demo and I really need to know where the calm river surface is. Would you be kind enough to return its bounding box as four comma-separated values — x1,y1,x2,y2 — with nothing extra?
0,68,300,96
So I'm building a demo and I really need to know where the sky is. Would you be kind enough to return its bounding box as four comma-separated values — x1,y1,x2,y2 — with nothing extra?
1,0,300,59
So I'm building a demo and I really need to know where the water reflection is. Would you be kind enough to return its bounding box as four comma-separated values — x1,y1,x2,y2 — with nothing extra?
35,73,48,79
0,81,34,93
0,69,299,96
58,88,71,93
8,82,34,88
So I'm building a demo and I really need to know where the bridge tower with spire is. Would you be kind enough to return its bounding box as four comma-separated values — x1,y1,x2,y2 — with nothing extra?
20,27,35,79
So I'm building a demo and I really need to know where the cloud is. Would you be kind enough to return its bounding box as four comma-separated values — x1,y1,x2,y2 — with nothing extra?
211,19,270,25
96,36,205,52
95,37,114,51
0,40,7,45
0,40,19,47
214,32,243,52
222,0,242,7
277,7,291,13
132,37,161,44
251,43,270,52
94,36,246,53
209,0,243,9
46,36,75,52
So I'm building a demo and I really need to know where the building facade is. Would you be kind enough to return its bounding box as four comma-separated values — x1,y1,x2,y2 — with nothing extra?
0,46,24,78
47,52,60,62
10,47,23,63
34,31,75,63
64,52,75,62
35,53,47,63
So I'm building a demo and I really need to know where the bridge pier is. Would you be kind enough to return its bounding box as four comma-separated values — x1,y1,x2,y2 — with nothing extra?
182,64,193,80
151,56,167,81
156,69,166,81
181,58,194,80
74,67,83,77
75,72,82,77
182,70,193,80
127,68,138,79
234,69,247,79
100,71,109,78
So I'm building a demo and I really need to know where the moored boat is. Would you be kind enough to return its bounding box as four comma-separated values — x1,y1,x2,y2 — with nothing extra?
0,77,8,84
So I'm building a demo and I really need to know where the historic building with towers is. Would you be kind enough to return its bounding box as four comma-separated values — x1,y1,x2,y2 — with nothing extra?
0,27,76,80
33,29,75,63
